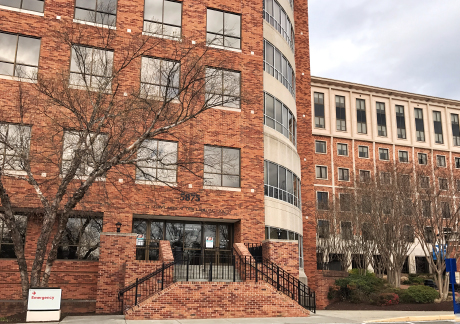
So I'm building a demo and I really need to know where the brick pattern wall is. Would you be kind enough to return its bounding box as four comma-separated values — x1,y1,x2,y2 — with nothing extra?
262,240,299,278
125,281,309,320
316,270,348,309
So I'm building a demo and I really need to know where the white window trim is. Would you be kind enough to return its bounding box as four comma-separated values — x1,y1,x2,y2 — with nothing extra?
358,145,369,159
359,169,371,182
59,174,106,182
398,150,409,163
73,19,117,30
135,180,177,187
380,172,392,185
439,178,448,190
315,140,327,154
315,165,328,180
211,106,241,112
0,4,44,16
316,191,329,210
203,185,241,192
418,153,428,165
378,148,390,161
0,74,37,84
436,155,447,168
68,84,112,94
455,157,460,169
207,44,242,53
337,143,348,156
141,32,181,42
337,167,350,182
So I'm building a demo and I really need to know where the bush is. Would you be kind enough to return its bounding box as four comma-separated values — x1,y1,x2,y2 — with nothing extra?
377,292,399,306
328,271,385,303
399,285,439,304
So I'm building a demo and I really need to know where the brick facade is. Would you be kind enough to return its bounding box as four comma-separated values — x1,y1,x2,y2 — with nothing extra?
125,281,309,320
262,240,299,277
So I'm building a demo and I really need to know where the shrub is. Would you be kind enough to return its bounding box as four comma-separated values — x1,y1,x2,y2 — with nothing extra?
399,285,439,303
377,292,399,306
328,271,385,303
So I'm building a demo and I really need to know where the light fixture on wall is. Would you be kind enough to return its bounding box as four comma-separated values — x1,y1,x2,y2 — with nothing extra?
116,222,122,233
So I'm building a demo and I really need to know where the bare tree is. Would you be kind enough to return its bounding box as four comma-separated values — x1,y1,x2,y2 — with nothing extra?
0,20,244,303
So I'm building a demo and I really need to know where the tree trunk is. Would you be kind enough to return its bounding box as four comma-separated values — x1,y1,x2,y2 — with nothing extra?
435,271,447,301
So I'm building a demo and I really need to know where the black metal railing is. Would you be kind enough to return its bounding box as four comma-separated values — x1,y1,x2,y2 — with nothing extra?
174,253,238,282
236,254,316,313
245,243,263,262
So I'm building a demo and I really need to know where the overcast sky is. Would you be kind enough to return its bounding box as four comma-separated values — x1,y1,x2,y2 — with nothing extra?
309,0,460,100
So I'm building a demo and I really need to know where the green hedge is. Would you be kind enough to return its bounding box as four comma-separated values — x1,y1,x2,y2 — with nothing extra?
398,285,439,303
328,271,385,303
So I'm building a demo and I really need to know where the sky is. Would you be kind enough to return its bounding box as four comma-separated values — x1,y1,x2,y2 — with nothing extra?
308,0,460,101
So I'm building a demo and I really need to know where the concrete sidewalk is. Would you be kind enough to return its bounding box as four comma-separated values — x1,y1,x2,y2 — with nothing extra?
24,310,457,324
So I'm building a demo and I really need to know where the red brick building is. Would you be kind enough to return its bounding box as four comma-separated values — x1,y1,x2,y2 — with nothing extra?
0,0,316,318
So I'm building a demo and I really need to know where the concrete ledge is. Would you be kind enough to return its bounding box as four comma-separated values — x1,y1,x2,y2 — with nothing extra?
365,314,456,322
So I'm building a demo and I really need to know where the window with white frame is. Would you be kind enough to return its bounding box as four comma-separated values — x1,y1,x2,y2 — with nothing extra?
456,157,460,169
204,145,240,187
356,99,367,134
337,143,348,156
376,102,387,137
414,108,425,142
314,92,325,128
340,194,351,212
420,176,429,189
61,131,108,176
0,32,41,79
316,165,327,179
206,9,241,50
395,105,406,139
452,113,460,146
205,67,240,109
418,153,427,165
0,0,44,12
317,192,329,210
69,45,113,91
358,146,368,158
379,148,389,160
439,178,448,191
380,172,391,185
317,219,329,238
141,57,180,99
315,140,326,153
437,155,446,167
336,96,346,131
0,124,31,172
359,170,370,183
433,111,443,144
74,0,117,26
338,168,349,181
341,221,352,239
144,0,182,38
399,151,408,163
136,140,178,183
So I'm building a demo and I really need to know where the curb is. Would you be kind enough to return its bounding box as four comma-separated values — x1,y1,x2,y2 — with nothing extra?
365,315,456,322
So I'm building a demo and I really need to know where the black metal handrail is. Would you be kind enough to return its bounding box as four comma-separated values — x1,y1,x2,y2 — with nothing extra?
236,254,316,313
244,243,263,262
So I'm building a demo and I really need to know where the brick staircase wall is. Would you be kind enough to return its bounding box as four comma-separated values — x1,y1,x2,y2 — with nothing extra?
125,281,309,320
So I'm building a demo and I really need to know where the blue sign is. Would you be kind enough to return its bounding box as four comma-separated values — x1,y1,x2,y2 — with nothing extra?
445,258,460,314
433,244,447,261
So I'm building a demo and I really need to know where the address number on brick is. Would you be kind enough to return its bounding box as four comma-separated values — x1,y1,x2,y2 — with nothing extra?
180,192,200,202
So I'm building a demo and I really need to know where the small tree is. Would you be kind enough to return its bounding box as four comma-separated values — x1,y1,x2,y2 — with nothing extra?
0,21,244,302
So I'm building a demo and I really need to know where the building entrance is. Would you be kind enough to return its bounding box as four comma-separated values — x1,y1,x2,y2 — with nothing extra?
132,218,233,263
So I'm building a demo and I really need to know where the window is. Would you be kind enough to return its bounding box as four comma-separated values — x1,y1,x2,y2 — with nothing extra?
61,131,108,176
204,146,240,188
317,220,329,238
379,148,389,161
356,99,367,134
456,157,460,169
403,225,414,243
414,108,425,142
340,194,351,212
358,146,369,158
336,96,346,131
0,0,44,11
264,160,301,207
205,67,240,108
57,216,103,260
437,155,446,167
0,32,40,79
425,227,433,244
132,218,163,261
263,40,295,97
263,0,295,51
395,105,406,139
362,223,372,241
420,176,429,189
264,93,296,146
456,179,460,192
433,111,443,144
315,140,326,154
341,221,352,239
376,102,387,137
317,192,329,210
0,215,27,258
206,9,241,50
362,196,371,213
398,174,410,189
439,178,448,190
315,165,327,179
422,200,431,217
141,57,180,99
452,114,460,146
0,123,31,171
382,197,392,215
359,170,370,183
69,45,113,91
144,0,182,38
74,0,117,27
314,92,325,128
441,201,450,218
418,153,427,165
380,172,391,185
338,168,349,181
136,140,178,183
399,151,409,163
337,143,348,156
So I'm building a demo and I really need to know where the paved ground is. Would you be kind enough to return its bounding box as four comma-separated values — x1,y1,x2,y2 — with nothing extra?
24,311,459,324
